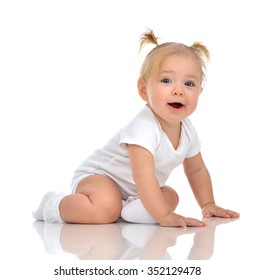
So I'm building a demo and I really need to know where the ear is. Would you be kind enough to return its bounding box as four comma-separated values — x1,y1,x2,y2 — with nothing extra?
137,79,148,101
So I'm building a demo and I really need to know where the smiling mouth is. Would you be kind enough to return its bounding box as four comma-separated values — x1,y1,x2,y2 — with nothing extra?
168,102,184,109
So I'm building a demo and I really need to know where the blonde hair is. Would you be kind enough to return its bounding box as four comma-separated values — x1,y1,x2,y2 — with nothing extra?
139,29,210,85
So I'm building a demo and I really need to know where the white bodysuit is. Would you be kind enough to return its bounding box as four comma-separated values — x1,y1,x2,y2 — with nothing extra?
71,105,201,199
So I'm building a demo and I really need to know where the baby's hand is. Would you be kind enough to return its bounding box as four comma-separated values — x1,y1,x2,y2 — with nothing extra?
159,212,206,228
202,203,240,218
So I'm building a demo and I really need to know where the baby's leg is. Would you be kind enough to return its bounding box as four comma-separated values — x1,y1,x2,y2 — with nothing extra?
121,186,179,224
59,175,122,224
33,192,65,223
161,186,179,211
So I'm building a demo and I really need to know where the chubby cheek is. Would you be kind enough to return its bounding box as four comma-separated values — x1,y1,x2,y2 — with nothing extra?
150,93,166,108
151,87,168,102
188,97,199,112
145,87,162,104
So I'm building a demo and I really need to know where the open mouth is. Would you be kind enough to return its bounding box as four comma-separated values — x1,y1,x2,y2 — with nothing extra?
168,102,184,109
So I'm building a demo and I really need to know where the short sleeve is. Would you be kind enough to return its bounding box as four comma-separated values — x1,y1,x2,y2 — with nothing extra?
182,118,201,158
119,117,161,156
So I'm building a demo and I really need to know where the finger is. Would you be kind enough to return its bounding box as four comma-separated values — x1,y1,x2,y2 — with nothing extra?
202,208,212,218
214,208,236,218
173,217,187,229
223,209,240,218
172,216,191,229
181,222,187,229
186,218,206,227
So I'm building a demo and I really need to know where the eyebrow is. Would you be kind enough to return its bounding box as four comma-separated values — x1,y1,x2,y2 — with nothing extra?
160,70,199,81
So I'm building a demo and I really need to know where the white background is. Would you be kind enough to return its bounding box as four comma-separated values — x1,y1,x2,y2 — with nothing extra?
0,0,254,279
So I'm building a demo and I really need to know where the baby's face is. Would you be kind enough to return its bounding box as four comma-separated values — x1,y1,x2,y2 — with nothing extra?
142,54,203,127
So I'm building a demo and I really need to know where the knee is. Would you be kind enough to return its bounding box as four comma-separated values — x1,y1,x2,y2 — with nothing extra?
96,201,122,223
161,186,179,211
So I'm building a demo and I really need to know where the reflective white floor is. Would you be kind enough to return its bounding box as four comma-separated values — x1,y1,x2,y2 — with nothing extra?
1,198,253,280
32,217,241,260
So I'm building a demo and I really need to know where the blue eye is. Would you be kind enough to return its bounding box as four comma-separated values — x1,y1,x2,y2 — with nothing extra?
185,81,195,87
161,78,171,84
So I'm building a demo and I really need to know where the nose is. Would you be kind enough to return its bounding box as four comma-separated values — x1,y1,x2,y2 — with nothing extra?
172,85,184,96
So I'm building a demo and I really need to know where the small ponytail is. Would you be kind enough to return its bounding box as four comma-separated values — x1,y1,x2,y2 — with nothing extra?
139,28,159,53
191,41,210,63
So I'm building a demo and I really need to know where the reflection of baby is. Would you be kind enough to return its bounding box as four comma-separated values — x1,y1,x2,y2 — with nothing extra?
33,218,238,260
33,222,125,259
187,217,236,260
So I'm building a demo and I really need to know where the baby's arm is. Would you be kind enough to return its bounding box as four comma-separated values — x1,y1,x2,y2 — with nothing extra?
183,152,239,218
127,144,205,228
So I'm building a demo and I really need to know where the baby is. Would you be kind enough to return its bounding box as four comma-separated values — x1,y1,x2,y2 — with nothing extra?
33,29,239,228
